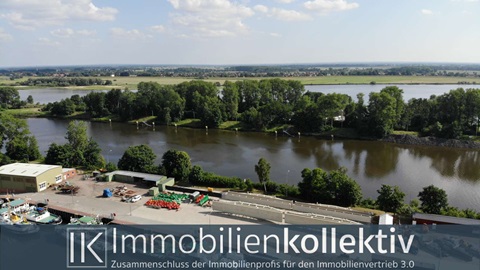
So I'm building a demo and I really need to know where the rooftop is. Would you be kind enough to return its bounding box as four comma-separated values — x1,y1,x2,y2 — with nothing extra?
107,170,166,182
413,212,480,225
0,163,61,177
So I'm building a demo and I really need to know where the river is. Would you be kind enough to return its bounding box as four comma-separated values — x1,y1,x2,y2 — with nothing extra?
27,118,480,210
18,84,476,104
19,85,480,210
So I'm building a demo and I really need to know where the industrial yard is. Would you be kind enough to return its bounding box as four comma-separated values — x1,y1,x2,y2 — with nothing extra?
18,175,267,225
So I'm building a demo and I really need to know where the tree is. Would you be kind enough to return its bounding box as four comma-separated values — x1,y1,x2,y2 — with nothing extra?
298,167,362,207
367,92,397,137
380,86,405,128
45,143,73,167
255,158,271,192
118,145,157,173
45,120,103,169
105,162,118,172
418,185,448,214
161,150,192,182
222,81,239,120
0,86,20,108
0,113,40,161
66,121,89,150
26,95,34,104
376,184,405,213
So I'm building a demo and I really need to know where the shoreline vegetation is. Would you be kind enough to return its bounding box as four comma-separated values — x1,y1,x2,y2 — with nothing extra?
6,108,480,149
4,75,480,149
1,75,480,90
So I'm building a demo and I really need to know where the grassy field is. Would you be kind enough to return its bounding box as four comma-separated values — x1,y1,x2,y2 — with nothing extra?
2,75,479,90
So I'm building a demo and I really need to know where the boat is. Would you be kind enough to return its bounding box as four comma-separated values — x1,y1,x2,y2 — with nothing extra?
24,206,62,225
0,207,39,234
69,215,103,225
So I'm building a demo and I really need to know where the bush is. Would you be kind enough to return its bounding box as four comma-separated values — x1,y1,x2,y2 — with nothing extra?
188,165,246,189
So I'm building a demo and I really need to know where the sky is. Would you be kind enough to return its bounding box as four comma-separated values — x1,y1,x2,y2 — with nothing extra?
0,0,479,67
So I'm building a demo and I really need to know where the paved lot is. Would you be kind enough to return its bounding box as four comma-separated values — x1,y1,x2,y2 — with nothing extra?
20,175,262,225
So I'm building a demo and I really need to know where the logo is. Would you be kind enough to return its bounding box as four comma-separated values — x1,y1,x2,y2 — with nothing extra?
67,227,108,268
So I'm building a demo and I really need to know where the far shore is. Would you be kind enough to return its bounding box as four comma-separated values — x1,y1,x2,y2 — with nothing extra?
2,75,479,90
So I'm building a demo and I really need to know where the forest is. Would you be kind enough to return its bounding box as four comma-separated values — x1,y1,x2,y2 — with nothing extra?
38,79,480,139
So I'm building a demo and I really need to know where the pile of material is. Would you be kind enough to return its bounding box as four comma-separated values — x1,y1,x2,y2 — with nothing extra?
144,192,189,210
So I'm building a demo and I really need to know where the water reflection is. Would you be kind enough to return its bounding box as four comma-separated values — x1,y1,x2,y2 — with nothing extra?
27,118,480,209
407,146,479,182
362,142,399,179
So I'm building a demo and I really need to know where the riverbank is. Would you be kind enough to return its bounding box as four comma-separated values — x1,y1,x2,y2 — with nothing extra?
3,75,480,90
8,107,480,150
382,134,480,149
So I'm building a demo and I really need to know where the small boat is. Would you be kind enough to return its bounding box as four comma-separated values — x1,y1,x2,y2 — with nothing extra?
69,216,103,225
0,208,39,234
24,206,62,225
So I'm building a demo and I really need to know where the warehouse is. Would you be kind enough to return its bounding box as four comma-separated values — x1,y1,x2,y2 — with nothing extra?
0,163,63,192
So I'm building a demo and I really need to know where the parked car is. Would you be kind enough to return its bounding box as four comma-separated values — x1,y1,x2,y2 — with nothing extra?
129,195,142,203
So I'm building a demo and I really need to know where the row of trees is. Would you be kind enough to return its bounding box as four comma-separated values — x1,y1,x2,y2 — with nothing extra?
20,77,112,87
372,184,480,219
42,80,480,139
4,64,479,79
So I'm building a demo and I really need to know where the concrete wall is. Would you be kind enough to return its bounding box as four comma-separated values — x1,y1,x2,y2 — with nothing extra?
223,192,293,210
213,201,283,223
292,202,372,223
284,212,360,225
223,192,372,223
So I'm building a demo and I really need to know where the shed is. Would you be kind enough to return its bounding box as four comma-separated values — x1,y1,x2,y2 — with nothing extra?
149,187,159,196
104,170,166,186
379,213,394,225
158,177,175,191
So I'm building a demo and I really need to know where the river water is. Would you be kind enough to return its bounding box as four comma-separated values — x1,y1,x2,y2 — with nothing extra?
27,118,480,210
19,85,480,210
18,84,476,104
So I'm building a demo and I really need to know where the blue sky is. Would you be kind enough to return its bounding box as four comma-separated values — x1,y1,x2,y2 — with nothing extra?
0,0,479,67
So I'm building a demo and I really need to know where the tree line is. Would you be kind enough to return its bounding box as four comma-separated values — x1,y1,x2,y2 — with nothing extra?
3,64,480,79
42,80,480,139
19,77,112,87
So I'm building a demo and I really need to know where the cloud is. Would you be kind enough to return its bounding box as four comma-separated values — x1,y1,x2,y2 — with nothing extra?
77,29,97,36
421,9,433,15
0,28,13,41
277,0,296,3
110,28,153,40
270,32,282,37
37,37,60,46
51,28,96,38
150,25,166,33
167,0,254,38
0,0,117,30
253,5,269,13
304,0,359,14
50,28,75,38
270,8,312,21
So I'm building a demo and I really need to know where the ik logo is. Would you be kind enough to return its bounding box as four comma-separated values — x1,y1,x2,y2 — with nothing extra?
67,227,108,268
